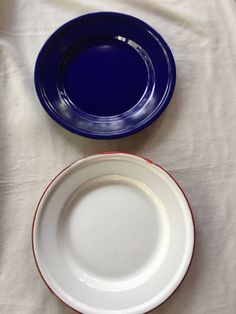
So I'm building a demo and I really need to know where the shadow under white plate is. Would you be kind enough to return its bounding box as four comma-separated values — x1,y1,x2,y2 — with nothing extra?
33,153,194,314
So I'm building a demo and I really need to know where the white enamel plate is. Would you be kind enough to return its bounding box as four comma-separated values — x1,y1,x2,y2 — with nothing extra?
32,153,194,314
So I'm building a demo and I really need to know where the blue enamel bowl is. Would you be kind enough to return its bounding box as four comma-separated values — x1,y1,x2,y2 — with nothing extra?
34,12,176,139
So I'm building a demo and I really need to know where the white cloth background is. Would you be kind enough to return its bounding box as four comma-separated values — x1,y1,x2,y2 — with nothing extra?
0,0,236,313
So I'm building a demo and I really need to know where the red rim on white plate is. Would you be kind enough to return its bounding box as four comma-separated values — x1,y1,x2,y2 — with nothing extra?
32,152,195,314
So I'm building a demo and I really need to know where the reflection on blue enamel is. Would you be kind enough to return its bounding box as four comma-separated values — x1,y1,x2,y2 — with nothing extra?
35,12,176,139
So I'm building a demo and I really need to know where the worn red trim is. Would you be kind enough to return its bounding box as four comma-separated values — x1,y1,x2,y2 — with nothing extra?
32,152,195,314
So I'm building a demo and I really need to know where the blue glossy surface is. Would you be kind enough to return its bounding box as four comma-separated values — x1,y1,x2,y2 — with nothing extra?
35,12,176,139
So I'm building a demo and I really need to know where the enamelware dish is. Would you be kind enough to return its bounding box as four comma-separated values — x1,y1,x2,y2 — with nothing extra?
34,12,176,139
32,153,194,314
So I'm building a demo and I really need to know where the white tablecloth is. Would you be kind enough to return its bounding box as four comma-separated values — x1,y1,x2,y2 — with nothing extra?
0,1,236,313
